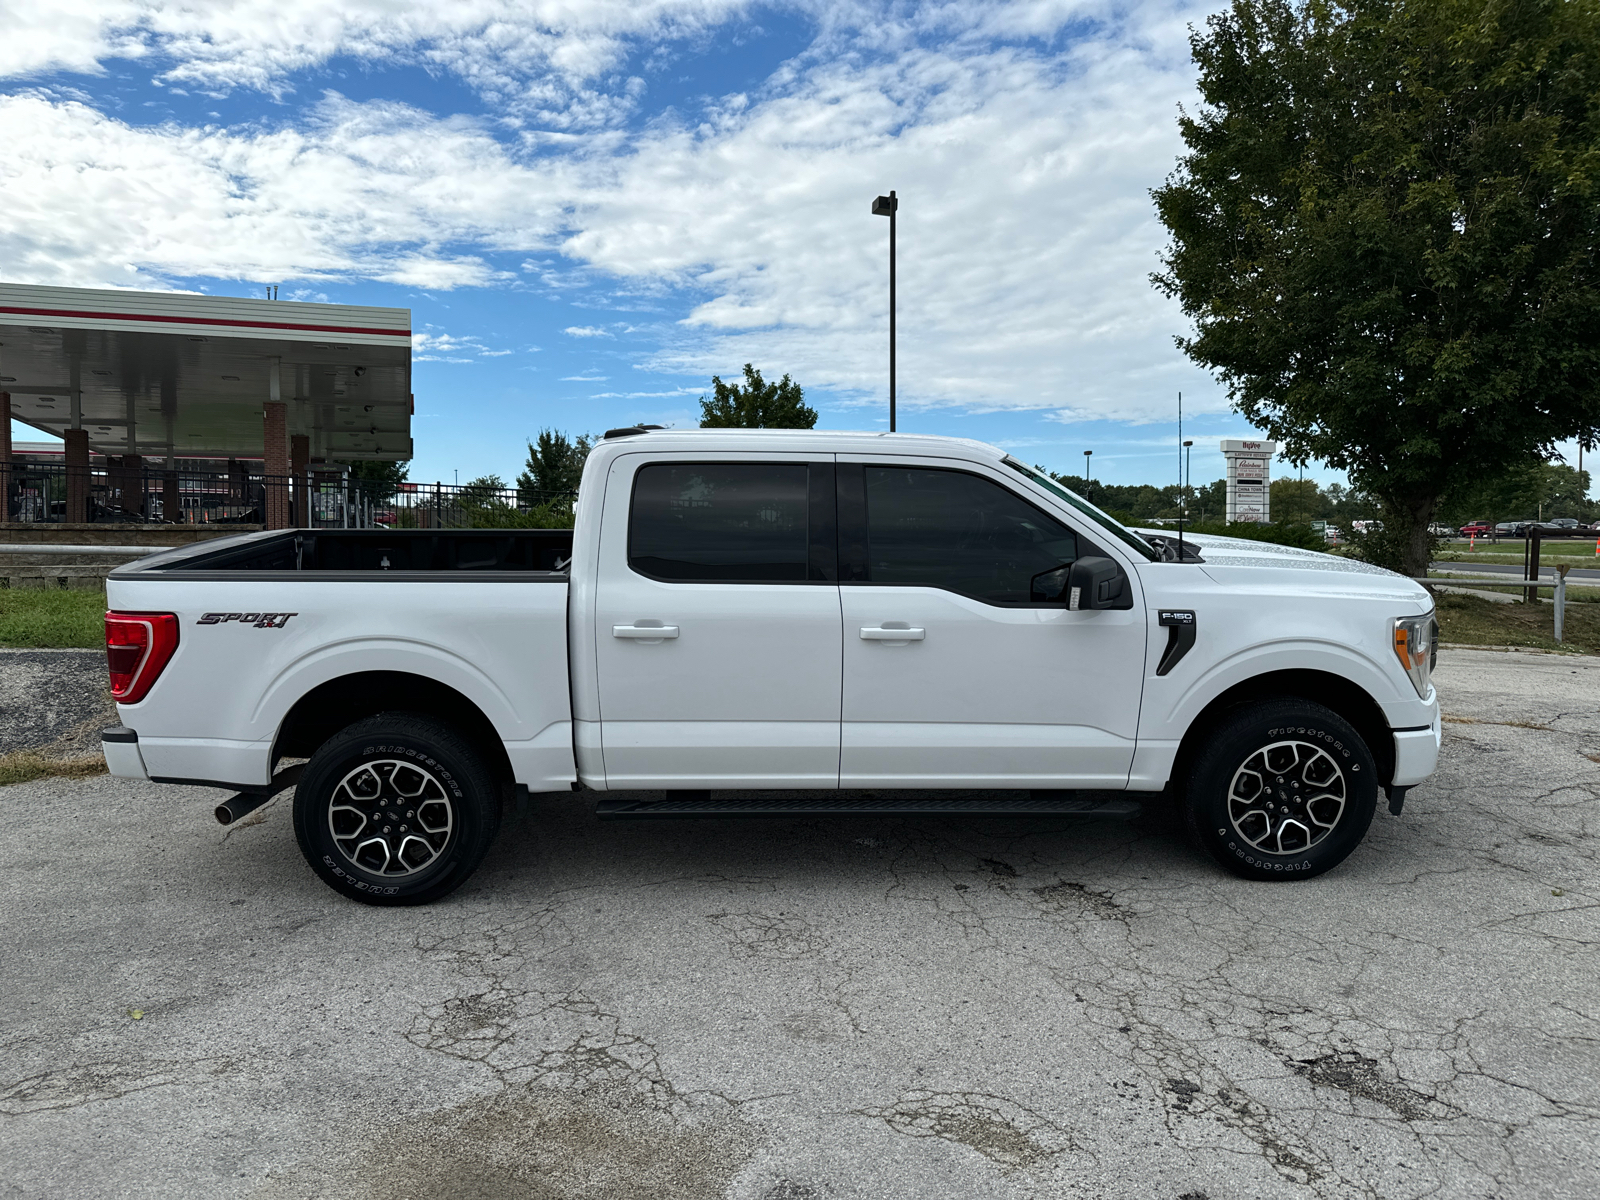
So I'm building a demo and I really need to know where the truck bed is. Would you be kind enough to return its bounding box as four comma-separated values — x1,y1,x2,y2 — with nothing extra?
113,528,574,579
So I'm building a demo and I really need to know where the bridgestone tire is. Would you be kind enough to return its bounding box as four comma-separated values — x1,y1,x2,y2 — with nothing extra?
1184,699,1378,882
292,713,501,906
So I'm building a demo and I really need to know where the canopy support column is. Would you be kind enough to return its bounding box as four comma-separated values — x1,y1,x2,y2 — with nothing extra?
0,391,11,524
264,359,290,530
291,433,310,528
64,428,89,523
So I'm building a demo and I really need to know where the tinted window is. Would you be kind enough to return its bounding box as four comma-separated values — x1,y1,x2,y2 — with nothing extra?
864,467,1079,604
630,463,809,582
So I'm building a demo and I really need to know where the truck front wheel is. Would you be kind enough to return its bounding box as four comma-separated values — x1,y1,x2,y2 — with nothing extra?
1184,700,1378,881
292,713,502,905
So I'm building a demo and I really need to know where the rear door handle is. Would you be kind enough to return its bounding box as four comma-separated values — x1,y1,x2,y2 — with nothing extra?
860,626,925,641
613,624,679,639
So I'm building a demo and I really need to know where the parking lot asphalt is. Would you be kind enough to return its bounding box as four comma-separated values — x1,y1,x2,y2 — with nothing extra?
1,649,1596,1200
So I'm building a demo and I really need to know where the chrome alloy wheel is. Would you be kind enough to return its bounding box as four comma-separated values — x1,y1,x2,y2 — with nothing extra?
327,760,455,877
1226,740,1347,856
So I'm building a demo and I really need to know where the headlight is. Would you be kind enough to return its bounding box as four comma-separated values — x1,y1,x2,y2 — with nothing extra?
1393,613,1437,699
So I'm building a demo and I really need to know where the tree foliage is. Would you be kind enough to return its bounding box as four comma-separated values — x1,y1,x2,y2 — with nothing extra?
1153,0,1600,573
517,429,593,509
698,364,817,428
336,458,409,504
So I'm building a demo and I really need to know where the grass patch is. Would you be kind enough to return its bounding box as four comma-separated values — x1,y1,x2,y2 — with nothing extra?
0,750,106,787
1437,549,1599,565
1433,591,1600,655
0,588,107,649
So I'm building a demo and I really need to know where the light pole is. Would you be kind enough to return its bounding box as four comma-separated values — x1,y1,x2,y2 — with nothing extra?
872,190,898,432
1083,449,1093,500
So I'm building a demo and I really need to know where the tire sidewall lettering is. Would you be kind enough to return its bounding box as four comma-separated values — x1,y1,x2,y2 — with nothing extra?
1200,705,1378,882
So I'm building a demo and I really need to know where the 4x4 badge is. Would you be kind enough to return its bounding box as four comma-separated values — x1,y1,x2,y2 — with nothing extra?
198,612,297,628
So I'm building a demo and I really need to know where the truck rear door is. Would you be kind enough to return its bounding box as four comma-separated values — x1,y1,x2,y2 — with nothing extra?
592,453,841,788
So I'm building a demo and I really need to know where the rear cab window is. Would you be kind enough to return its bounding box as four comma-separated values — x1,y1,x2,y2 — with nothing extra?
628,461,836,582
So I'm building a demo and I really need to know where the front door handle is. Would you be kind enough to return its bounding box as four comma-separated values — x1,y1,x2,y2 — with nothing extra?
860,626,925,642
613,624,679,640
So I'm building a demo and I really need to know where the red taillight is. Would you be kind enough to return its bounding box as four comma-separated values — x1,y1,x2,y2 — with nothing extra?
105,612,180,704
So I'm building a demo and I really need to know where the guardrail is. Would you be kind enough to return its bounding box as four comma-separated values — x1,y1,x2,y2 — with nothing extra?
1416,565,1573,643
0,543,157,556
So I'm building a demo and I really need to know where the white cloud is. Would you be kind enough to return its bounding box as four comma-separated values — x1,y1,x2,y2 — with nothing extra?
412,327,510,361
3,1,753,126
0,1,1229,422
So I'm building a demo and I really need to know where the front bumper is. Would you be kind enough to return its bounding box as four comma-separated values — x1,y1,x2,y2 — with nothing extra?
1390,697,1442,787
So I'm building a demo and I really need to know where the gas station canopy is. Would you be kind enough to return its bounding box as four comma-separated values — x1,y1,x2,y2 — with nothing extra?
0,282,411,462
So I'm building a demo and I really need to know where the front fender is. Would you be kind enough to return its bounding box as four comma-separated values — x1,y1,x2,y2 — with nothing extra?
1142,637,1421,744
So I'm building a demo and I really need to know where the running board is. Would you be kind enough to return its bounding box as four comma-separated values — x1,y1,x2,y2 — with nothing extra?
595,791,1144,820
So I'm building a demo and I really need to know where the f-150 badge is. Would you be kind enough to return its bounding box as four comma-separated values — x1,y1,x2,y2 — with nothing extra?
198,612,297,628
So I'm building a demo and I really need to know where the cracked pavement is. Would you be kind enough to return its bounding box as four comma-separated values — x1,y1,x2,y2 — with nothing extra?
1,648,1596,1198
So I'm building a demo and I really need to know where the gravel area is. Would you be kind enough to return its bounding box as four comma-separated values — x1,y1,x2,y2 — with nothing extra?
0,649,1596,1199
0,649,114,759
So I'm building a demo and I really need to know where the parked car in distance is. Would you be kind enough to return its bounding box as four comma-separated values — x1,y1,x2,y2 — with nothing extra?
1458,521,1492,537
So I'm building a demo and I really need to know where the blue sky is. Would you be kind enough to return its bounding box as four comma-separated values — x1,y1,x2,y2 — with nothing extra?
7,0,1578,495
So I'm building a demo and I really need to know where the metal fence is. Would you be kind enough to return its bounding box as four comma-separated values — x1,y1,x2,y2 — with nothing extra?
1,461,575,529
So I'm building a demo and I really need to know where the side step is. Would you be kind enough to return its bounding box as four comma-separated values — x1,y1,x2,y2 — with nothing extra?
595,790,1144,820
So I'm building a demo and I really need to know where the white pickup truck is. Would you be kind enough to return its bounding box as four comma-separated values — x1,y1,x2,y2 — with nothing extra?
101,429,1440,904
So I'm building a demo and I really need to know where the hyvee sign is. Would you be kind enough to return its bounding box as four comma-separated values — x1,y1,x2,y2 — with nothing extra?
1222,439,1277,523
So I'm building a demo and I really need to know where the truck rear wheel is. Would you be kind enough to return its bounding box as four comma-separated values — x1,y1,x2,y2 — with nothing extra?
292,713,501,906
1184,700,1378,881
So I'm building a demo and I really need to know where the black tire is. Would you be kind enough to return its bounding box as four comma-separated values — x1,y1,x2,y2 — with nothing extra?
1184,699,1378,881
292,713,501,906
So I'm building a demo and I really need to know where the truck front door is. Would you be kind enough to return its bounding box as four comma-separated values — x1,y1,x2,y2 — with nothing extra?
593,454,842,788
836,460,1146,789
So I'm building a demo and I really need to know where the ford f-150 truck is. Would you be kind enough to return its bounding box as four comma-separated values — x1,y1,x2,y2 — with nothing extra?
100,429,1440,904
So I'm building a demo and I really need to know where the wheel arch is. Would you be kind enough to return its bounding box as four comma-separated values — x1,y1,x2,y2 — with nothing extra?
1170,669,1395,794
272,672,514,785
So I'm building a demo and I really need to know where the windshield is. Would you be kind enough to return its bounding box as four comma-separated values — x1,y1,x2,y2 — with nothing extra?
1001,457,1159,562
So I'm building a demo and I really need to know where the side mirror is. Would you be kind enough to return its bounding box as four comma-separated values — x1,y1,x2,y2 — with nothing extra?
1067,556,1126,610
1029,564,1071,604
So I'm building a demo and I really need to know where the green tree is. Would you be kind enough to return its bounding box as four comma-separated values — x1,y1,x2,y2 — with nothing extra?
517,430,593,509
1152,0,1600,575
699,364,817,428
336,458,409,504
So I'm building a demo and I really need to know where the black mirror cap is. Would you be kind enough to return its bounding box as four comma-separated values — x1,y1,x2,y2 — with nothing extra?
1067,556,1132,610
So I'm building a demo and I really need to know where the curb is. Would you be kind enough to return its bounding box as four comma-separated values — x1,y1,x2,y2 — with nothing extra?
1440,642,1593,657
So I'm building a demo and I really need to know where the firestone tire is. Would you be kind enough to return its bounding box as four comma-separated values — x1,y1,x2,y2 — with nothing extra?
1184,699,1378,882
292,713,501,906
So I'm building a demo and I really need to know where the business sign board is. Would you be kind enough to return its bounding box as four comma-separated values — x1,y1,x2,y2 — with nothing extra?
1220,438,1279,523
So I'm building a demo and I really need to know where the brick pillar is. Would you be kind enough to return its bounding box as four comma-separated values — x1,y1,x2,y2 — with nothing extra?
291,433,310,528
64,428,90,523
1,392,11,524
263,402,289,530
